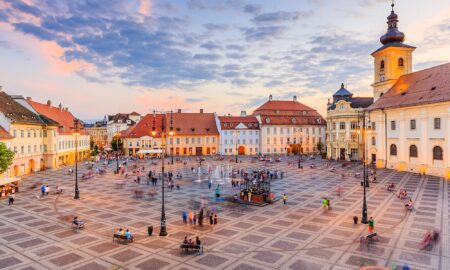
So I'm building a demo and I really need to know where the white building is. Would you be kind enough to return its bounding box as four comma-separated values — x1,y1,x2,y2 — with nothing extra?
217,112,260,155
253,95,326,155
107,112,141,142
367,3,450,178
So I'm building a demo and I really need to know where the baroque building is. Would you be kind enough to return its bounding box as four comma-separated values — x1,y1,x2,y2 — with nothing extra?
367,3,450,178
326,84,373,161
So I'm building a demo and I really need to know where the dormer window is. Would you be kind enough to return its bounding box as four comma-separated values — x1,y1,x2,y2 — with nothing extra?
176,128,180,132
275,110,280,114
302,111,306,115
206,128,210,132
127,120,131,124
317,119,321,124
291,118,297,124
118,120,122,123
265,118,270,124
191,128,195,132
224,123,228,127
339,104,344,110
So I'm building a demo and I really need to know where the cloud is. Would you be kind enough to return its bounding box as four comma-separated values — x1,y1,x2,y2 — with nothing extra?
193,53,222,61
203,23,229,31
185,97,207,103
225,53,247,59
265,80,284,88
187,0,244,10
243,4,262,14
8,0,41,17
252,11,313,25
241,25,287,41
226,44,244,51
200,42,222,50
13,22,56,41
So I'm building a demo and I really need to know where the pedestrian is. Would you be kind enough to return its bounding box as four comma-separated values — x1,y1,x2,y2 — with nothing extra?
8,193,15,205
193,214,197,226
368,217,375,233
182,211,187,223
209,214,213,226
40,185,45,196
198,209,204,226
208,179,212,189
137,176,140,184
213,214,218,225
45,185,50,195
248,191,252,203
282,193,287,205
336,186,342,198
322,198,328,210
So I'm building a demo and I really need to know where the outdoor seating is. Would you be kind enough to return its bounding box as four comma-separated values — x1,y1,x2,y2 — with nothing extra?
113,234,133,244
180,244,203,254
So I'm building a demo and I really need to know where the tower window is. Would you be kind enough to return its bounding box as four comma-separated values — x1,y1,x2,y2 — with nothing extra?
398,58,404,67
380,60,385,70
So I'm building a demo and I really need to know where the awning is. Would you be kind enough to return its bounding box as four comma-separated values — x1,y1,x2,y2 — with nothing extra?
0,177,20,186
137,149,162,154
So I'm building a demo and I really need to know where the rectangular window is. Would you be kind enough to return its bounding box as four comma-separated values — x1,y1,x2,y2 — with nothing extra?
280,128,283,135
206,137,209,144
267,138,270,144
224,139,228,145
28,145,31,153
21,146,24,154
391,121,396,130
434,118,441,129
191,138,195,144
43,130,47,137
410,119,416,130
21,130,24,138
185,138,189,144
176,138,180,145
212,137,215,143
13,130,16,138
339,122,345,130
13,146,17,153
273,127,277,134
266,127,270,134
372,122,376,130
351,122,358,129
273,138,277,144
332,123,336,130
27,129,31,138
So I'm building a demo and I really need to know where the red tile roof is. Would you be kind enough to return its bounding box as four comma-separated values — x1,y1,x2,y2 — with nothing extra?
0,126,12,140
28,100,85,135
172,112,219,136
369,63,450,110
121,114,164,138
253,100,318,114
253,100,326,125
218,116,259,130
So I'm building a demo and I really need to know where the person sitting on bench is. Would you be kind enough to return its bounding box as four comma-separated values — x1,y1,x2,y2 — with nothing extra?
124,229,133,241
73,216,84,228
196,236,201,246
183,236,189,245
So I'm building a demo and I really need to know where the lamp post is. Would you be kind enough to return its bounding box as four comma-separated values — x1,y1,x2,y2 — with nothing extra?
357,111,372,224
152,110,174,237
73,119,80,199
296,130,303,168
115,126,120,174
234,130,240,163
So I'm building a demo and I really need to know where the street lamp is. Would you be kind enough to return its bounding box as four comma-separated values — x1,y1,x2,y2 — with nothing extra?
152,110,174,237
114,126,121,173
357,111,371,224
295,130,303,168
233,130,240,163
73,119,80,199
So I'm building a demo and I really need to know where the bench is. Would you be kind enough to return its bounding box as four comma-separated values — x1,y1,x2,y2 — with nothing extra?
72,221,85,230
180,244,203,254
360,232,378,244
112,234,133,244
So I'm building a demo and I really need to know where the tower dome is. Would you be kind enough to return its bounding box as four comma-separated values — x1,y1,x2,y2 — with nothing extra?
380,2,405,45
333,83,352,97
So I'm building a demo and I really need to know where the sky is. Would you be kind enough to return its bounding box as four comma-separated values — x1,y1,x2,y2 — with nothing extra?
1,0,450,121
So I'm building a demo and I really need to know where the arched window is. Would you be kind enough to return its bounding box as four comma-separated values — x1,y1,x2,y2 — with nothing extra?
380,60,385,69
390,144,397,156
409,145,417,158
371,136,376,146
398,58,404,67
433,146,443,160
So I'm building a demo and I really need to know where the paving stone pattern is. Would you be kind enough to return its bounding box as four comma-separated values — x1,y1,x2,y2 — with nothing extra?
0,156,448,269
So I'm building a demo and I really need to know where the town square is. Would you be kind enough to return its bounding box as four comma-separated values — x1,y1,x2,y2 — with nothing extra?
1,0,450,269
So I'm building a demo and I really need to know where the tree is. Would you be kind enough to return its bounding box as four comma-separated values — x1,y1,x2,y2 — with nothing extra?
91,144,99,156
0,142,14,174
316,142,324,154
111,136,122,152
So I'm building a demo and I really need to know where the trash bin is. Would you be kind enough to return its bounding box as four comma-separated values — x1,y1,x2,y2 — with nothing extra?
353,216,358,224
360,181,363,186
148,226,153,236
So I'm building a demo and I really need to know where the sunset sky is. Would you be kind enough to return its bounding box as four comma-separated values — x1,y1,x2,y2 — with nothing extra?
1,0,450,121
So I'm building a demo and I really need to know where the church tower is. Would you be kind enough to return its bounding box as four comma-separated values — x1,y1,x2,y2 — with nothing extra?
371,2,415,101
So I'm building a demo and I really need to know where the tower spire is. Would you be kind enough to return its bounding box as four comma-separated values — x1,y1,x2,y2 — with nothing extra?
379,0,405,45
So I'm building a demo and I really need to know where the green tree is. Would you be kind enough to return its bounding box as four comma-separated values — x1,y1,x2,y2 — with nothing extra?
91,144,99,156
316,142,324,154
111,136,122,152
0,142,14,174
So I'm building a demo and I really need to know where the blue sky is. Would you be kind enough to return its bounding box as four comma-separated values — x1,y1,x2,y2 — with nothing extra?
1,0,450,120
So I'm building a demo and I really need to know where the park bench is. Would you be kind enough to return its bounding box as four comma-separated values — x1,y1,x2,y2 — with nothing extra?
180,244,203,254
112,234,133,244
360,232,378,244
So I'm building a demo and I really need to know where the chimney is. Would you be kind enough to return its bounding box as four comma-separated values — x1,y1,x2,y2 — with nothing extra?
47,100,51,106
177,109,181,113
200,109,204,113
269,94,273,101
293,95,297,102
26,97,31,101
240,110,246,116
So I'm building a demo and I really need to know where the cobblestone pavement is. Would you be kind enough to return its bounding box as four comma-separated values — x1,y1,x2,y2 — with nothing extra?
0,156,448,270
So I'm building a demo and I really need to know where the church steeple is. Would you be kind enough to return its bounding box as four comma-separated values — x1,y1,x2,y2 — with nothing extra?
380,1,405,45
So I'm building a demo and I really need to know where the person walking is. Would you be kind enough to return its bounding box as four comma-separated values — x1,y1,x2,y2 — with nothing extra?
198,209,204,226
40,185,45,196
282,194,287,205
209,214,214,226
8,194,15,205
208,179,212,189
368,217,375,233
213,214,218,225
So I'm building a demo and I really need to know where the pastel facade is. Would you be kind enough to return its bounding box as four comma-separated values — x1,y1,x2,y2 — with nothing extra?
217,112,260,155
107,112,141,143
326,84,373,161
254,96,326,155
367,4,450,178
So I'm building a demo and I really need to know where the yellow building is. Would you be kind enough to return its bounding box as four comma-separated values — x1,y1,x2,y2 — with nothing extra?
85,117,108,150
0,91,60,176
122,110,219,157
326,84,373,161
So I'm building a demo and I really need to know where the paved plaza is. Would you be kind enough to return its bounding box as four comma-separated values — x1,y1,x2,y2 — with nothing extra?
0,156,449,270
